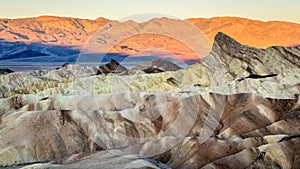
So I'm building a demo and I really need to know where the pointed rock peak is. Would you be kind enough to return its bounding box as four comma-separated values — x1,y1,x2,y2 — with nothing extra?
99,59,121,68
109,59,120,66
98,59,127,75
214,32,241,47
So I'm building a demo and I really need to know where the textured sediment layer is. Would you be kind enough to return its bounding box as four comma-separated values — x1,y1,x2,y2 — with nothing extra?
0,92,299,168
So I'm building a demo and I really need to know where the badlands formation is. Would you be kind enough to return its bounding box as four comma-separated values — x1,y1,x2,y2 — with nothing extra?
0,32,299,169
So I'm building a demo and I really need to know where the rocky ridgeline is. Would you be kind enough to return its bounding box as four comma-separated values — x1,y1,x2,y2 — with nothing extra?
0,33,299,169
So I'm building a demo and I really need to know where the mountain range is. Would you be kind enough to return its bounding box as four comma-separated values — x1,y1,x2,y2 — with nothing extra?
1,16,300,66
1,16,300,48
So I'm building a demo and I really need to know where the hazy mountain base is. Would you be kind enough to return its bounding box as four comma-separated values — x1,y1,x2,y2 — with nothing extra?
0,33,299,169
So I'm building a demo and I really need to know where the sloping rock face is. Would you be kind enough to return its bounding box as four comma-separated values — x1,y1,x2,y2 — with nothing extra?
0,33,299,169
